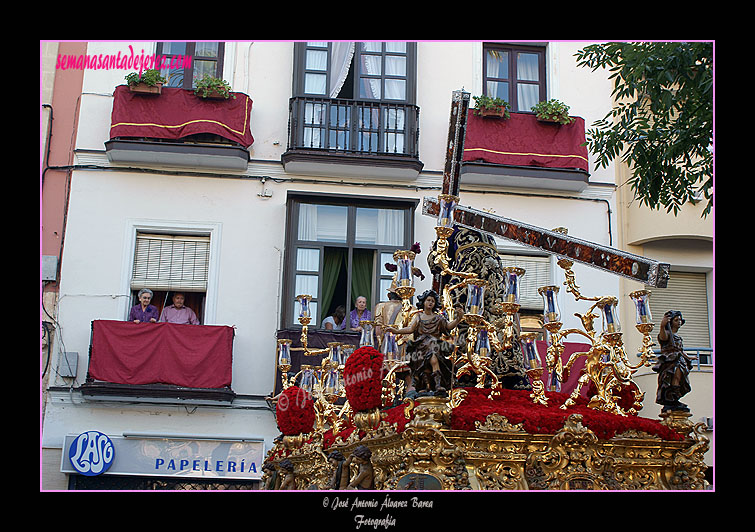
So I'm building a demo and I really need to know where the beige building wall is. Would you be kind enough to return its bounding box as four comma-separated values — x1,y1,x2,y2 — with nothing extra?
615,153,714,467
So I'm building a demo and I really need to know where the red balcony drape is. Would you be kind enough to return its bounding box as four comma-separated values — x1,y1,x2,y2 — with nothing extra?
463,111,589,173
109,85,254,148
88,320,234,388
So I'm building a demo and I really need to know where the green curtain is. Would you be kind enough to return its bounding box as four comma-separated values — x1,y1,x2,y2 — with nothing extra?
350,249,374,309
321,247,346,319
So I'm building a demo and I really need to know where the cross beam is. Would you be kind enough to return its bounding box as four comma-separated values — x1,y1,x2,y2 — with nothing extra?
423,196,670,287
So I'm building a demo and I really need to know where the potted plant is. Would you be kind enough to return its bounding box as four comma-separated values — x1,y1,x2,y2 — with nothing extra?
530,99,575,125
194,75,236,100
125,69,166,94
473,95,511,119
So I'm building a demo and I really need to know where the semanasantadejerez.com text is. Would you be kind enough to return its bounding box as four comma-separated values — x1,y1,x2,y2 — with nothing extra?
56,45,191,73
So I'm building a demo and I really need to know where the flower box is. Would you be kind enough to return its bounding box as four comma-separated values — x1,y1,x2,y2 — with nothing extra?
129,82,162,95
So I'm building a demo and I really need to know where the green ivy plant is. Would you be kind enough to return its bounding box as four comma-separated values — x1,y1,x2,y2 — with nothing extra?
472,95,511,119
194,75,236,100
125,69,166,87
530,99,575,125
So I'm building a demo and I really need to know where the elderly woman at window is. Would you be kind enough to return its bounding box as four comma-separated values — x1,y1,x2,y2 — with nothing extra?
349,296,372,332
129,288,159,323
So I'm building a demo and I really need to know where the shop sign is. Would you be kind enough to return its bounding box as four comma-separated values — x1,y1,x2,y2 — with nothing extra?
68,431,115,476
62,434,264,480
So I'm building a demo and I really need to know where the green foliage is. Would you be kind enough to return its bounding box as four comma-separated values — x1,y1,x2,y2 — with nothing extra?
193,75,236,99
473,95,511,119
574,42,713,217
530,99,575,125
125,69,166,87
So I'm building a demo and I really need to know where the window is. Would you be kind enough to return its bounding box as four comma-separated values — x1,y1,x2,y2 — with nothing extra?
130,232,210,323
284,195,416,328
156,42,225,90
296,42,415,103
483,43,546,112
645,271,711,356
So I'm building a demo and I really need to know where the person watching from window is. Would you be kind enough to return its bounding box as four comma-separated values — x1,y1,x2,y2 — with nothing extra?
322,305,347,330
129,288,159,323
349,296,372,332
159,292,200,325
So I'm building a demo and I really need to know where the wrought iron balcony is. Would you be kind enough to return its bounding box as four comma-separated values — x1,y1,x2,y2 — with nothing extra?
281,96,423,180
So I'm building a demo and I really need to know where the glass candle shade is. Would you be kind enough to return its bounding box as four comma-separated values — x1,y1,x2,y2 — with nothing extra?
299,365,315,394
475,328,491,358
324,369,340,396
327,342,342,366
393,250,416,288
629,290,652,324
466,280,486,316
277,339,292,367
381,331,399,361
520,332,541,371
360,321,375,347
502,267,525,304
538,286,561,324
599,297,621,333
342,344,355,365
296,294,312,319
437,194,459,228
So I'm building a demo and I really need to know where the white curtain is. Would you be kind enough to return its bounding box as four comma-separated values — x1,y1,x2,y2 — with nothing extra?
329,42,355,98
376,208,403,245
384,55,406,100
517,52,540,111
361,54,382,99
355,208,403,246
304,48,328,94
298,204,348,242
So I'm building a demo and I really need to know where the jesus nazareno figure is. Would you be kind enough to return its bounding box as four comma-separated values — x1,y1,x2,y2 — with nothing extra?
386,289,464,397
654,310,695,412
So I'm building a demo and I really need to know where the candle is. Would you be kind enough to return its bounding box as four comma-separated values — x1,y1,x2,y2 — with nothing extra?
630,290,652,325
297,294,312,319
520,333,541,370
437,194,458,228
277,339,292,367
538,286,561,324
475,328,490,358
467,281,485,316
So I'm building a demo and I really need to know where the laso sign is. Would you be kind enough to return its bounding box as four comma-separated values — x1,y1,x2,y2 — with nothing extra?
68,431,116,476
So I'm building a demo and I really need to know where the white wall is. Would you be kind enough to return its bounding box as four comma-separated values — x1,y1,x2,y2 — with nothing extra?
46,41,625,465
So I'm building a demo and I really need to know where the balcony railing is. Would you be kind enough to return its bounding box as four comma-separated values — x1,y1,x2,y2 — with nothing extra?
649,347,713,371
285,96,421,159
80,320,236,403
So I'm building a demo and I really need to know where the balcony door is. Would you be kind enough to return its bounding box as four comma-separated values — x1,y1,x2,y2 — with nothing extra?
288,42,419,159
295,42,415,103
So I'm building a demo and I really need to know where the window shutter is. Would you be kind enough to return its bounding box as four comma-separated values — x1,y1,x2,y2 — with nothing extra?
499,254,551,310
131,233,210,292
645,271,710,348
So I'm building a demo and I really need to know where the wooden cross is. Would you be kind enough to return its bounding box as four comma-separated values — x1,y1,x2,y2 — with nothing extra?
427,90,670,288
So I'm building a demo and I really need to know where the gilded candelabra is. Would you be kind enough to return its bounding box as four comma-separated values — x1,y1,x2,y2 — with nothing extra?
431,194,505,398
540,259,655,415
275,295,359,435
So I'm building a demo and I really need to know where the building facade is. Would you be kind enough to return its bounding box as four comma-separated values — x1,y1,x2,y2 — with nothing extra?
40,40,713,490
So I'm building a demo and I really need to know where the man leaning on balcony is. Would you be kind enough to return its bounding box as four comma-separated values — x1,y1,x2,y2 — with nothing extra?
159,292,200,325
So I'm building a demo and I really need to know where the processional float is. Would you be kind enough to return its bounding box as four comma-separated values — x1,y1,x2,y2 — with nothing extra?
262,91,709,491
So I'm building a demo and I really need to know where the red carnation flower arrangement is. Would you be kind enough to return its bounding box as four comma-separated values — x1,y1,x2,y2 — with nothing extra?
275,385,316,436
343,346,384,412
